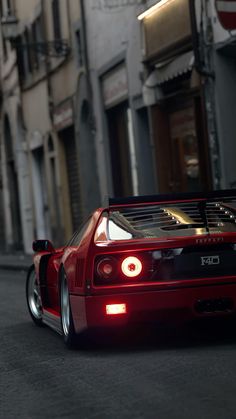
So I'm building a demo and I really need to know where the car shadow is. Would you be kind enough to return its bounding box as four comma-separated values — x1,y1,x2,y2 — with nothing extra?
77,316,236,353
4,316,236,356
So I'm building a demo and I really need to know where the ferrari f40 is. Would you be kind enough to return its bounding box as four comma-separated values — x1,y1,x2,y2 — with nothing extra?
26,190,236,347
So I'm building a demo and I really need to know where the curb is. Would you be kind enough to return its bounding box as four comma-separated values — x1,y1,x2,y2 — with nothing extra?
0,264,31,272
0,255,33,272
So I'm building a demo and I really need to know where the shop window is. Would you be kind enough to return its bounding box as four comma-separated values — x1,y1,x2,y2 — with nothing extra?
169,103,201,192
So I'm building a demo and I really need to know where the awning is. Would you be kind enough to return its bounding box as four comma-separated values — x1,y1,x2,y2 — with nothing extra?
142,50,194,106
147,50,194,87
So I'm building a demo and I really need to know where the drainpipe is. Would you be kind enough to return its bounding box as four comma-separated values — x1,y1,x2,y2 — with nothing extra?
189,0,221,189
79,0,94,119
77,0,100,213
189,0,214,78
41,0,54,122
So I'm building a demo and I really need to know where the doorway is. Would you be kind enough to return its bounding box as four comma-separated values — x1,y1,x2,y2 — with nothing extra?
152,97,212,193
106,102,133,197
4,116,23,249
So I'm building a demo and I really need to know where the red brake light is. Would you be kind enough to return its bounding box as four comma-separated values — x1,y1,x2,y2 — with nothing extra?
106,304,127,315
121,256,142,278
96,258,116,279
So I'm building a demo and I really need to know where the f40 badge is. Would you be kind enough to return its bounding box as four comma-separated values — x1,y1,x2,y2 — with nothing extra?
201,255,220,266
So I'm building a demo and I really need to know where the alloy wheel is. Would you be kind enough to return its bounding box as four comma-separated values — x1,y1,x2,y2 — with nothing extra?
28,269,42,319
61,274,70,336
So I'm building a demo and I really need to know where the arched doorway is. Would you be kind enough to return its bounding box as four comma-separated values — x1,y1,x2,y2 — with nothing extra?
3,115,23,250
16,108,34,253
31,131,50,240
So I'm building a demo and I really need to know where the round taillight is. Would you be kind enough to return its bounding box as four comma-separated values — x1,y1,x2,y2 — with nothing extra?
121,256,142,278
97,258,116,279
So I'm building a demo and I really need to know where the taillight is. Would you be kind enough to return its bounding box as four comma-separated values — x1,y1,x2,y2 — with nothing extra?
96,257,116,279
106,303,127,315
94,254,145,285
121,256,142,278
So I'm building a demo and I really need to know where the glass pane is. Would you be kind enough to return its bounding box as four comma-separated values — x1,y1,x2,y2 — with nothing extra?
169,103,201,192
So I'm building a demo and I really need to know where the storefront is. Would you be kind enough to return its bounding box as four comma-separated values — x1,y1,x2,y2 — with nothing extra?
101,62,134,197
139,0,212,193
2,114,23,250
53,98,82,235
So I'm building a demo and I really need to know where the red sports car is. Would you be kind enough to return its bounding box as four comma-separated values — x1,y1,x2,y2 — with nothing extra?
26,190,236,347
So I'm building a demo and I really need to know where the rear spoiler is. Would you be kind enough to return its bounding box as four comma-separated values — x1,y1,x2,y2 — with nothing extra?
108,189,236,206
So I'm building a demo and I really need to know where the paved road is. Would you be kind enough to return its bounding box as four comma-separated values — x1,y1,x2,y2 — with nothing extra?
1,268,236,419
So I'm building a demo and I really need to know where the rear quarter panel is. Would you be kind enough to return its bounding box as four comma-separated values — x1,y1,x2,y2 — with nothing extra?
63,209,103,295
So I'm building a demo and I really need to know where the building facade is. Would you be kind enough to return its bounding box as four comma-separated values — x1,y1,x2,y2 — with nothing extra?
209,0,236,189
85,0,236,198
0,0,100,253
84,0,213,199
84,0,157,199
139,0,214,193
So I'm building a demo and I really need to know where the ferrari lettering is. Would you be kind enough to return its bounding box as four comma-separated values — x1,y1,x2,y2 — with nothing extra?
196,237,224,244
201,255,220,266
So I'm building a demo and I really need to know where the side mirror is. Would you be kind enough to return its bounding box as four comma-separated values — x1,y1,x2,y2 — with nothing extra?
32,240,55,253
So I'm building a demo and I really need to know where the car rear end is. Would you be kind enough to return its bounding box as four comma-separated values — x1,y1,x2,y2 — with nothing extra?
73,191,236,332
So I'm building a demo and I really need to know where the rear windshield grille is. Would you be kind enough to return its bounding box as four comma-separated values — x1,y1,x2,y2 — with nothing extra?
108,200,236,239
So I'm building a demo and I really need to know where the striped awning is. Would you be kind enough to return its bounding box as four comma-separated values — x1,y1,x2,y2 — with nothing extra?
154,50,194,85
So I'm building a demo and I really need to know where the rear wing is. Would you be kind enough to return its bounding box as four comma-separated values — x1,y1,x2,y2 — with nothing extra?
108,189,236,207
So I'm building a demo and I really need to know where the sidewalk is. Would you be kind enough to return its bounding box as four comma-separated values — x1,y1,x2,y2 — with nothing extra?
0,253,33,271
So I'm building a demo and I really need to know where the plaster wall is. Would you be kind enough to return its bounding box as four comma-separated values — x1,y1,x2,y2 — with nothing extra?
85,0,145,198
50,59,78,105
15,0,41,22
22,79,51,135
86,1,143,98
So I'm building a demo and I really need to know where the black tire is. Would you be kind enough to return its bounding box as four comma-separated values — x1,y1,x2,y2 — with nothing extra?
26,265,44,327
60,270,77,348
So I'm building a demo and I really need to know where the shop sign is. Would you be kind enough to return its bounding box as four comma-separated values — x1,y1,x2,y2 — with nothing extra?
142,0,191,61
215,0,236,30
53,99,73,131
102,64,128,108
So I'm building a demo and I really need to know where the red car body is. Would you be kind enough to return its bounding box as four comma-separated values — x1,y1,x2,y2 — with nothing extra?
26,190,236,346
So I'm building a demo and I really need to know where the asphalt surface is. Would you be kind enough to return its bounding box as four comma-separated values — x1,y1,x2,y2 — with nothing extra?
1,269,236,419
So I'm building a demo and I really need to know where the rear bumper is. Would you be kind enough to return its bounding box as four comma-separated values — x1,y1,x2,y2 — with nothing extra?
70,283,236,334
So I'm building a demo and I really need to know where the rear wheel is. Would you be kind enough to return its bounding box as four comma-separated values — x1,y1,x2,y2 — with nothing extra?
26,265,43,326
60,271,77,348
